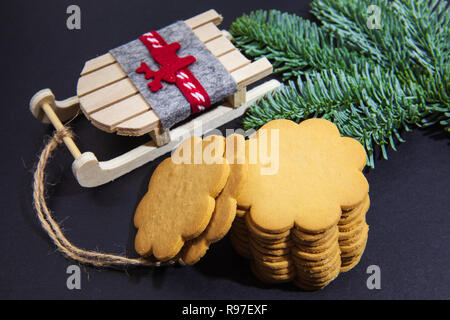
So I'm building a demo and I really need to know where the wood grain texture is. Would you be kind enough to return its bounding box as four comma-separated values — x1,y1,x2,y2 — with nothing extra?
192,22,222,43
115,110,160,136
219,50,250,73
228,87,247,107
205,36,235,57
231,58,273,88
185,9,222,29
149,125,171,146
89,94,150,132
80,53,116,76
77,63,127,97
79,78,138,114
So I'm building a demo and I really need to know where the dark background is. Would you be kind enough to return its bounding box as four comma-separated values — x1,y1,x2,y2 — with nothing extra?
0,0,448,300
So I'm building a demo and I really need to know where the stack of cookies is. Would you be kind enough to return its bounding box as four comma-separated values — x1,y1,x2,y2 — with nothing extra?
229,208,252,259
246,210,295,284
230,118,371,290
290,225,341,289
134,134,247,265
291,196,370,289
338,195,370,272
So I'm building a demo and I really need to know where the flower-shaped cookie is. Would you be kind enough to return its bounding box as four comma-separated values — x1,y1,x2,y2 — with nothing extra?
134,135,230,261
237,118,369,233
181,134,248,264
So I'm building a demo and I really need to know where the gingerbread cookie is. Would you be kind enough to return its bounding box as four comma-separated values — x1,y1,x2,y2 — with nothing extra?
134,135,230,261
181,134,247,264
238,119,369,233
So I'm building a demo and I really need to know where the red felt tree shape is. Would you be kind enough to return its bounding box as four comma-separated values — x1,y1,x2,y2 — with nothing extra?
136,42,196,92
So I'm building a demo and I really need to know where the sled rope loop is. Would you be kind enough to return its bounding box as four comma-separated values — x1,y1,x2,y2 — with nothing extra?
32,127,180,268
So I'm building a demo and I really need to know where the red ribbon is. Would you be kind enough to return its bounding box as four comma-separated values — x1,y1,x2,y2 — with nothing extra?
136,31,211,113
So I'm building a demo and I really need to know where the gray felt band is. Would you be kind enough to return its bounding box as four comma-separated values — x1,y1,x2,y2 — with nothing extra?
110,21,237,130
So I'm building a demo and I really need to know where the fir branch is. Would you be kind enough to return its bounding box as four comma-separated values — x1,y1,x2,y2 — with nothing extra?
243,64,426,167
312,0,449,130
229,10,368,79
230,1,449,165
391,0,449,74
310,0,409,70
392,0,450,131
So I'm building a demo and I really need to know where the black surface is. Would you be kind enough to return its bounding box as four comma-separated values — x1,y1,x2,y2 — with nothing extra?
0,0,448,300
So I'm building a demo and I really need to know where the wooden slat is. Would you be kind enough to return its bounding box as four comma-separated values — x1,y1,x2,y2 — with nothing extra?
205,36,235,57
192,22,222,43
221,30,233,41
89,94,152,132
185,9,222,29
115,111,160,136
231,58,273,88
79,78,138,114
219,50,250,73
80,53,116,76
228,87,247,107
77,63,127,97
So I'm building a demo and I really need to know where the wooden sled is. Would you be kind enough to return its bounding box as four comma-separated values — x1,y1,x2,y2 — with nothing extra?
30,9,280,187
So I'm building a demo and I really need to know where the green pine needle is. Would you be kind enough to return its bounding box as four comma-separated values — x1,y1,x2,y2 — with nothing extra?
230,0,449,167
243,65,425,167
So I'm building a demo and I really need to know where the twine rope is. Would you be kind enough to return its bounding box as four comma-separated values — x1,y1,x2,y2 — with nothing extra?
32,127,179,268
